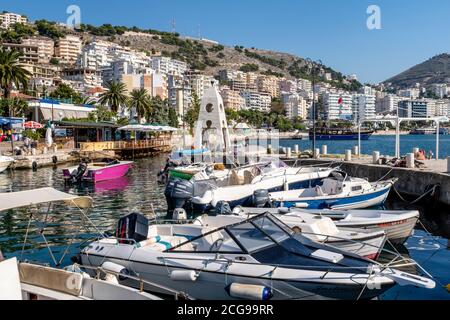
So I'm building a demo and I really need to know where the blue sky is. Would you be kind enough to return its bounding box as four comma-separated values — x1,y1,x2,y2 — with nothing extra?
3,0,450,83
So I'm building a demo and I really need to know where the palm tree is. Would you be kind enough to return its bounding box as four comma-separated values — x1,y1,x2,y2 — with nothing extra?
0,48,32,98
128,88,151,123
98,81,128,114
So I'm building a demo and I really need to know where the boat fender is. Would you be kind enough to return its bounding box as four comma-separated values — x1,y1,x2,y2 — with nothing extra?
231,206,244,215
278,207,290,214
101,261,130,281
52,155,57,164
226,283,273,300
32,161,38,171
170,270,198,282
294,203,309,208
173,208,187,220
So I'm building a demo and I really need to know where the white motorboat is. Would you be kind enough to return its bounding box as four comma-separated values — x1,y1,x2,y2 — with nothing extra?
0,257,161,300
0,188,190,300
166,163,336,213
269,171,396,210
0,156,14,173
77,212,435,300
228,207,387,260
232,207,419,244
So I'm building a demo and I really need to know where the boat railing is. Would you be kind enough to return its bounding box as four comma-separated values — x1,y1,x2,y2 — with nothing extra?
78,263,194,300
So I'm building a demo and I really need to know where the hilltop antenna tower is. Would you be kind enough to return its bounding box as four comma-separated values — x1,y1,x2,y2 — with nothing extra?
171,18,176,33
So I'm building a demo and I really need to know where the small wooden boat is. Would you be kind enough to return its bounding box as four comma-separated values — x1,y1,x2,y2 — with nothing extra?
63,159,133,183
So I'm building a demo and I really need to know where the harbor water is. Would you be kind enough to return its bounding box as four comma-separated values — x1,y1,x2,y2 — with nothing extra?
280,135,450,159
0,154,449,300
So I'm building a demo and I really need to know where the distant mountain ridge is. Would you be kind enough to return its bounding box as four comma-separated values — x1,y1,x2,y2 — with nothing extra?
384,53,450,88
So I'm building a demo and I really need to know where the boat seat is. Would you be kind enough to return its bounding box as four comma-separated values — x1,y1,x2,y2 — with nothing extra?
243,170,255,184
315,186,327,196
229,170,244,186
18,263,83,297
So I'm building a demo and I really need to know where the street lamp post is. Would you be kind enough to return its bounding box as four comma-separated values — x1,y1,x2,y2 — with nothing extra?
307,58,322,153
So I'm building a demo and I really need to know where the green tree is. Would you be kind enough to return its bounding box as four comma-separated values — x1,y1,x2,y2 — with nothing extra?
128,88,151,123
0,48,31,98
0,97,28,117
98,81,128,114
168,106,179,128
184,90,201,133
49,83,82,103
88,105,116,122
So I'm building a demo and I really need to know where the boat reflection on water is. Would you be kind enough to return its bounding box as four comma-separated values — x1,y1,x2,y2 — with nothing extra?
378,243,417,275
64,175,131,194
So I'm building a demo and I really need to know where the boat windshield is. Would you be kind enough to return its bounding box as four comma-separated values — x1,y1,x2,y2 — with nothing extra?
226,214,292,253
168,214,293,254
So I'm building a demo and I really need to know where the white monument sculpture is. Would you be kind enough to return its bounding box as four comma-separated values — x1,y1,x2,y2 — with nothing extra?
193,83,231,152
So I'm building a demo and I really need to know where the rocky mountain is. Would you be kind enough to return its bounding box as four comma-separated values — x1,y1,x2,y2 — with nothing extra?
384,53,450,89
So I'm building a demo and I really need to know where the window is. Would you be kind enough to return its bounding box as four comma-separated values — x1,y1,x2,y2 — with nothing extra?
170,230,242,253
351,185,363,192
228,223,274,252
253,216,290,243
206,103,214,113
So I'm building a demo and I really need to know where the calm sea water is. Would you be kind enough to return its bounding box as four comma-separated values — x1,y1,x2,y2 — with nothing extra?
0,155,448,300
279,135,450,159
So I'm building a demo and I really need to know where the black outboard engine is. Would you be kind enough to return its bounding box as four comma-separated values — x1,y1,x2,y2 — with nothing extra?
171,179,195,209
164,178,179,214
214,201,232,216
69,162,88,184
116,212,149,244
252,189,271,208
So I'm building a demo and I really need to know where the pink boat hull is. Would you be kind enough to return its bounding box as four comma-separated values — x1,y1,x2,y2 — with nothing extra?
84,162,133,183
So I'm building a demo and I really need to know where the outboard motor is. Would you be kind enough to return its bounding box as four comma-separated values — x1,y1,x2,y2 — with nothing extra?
214,201,232,216
70,162,88,184
252,189,271,208
170,179,195,212
164,178,180,214
116,212,149,244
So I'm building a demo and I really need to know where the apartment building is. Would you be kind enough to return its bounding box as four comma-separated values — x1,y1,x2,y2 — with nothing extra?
102,59,151,84
1,43,38,64
55,35,82,65
297,79,312,92
221,87,246,111
0,12,27,29
189,73,217,99
398,88,420,99
282,92,307,119
122,72,168,100
257,75,280,98
151,56,188,76
375,94,405,114
21,37,55,64
62,68,103,90
352,94,376,122
322,93,353,120
279,79,298,94
398,100,430,118
241,91,271,112
431,84,448,99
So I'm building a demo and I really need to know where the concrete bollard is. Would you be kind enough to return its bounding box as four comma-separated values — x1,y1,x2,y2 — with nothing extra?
31,148,36,156
413,147,419,154
287,147,292,158
352,146,359,156
321,145,328,155
373,151,380,164
43,147,48,155
314,148,320,159
53,145,57,153
294,145,299,154
267,144,272,154
345,150,352,162
406,153,415,168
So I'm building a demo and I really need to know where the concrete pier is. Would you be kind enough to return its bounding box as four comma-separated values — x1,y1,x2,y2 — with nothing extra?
12,150,77,170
